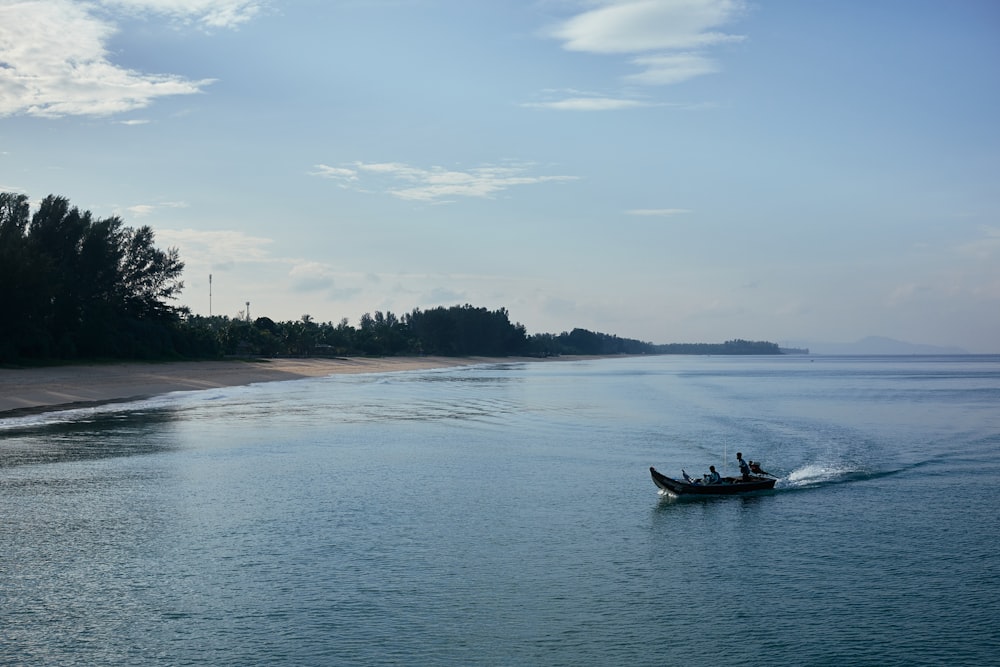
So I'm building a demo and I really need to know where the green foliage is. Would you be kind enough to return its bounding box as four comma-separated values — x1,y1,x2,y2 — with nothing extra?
181,306,527,359
651,339,782,355
404,305,527,356
534,328,656,355
0,191,785,363
0,192,185,363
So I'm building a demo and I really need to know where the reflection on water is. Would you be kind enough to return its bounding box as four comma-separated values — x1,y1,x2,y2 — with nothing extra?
0,408,180,469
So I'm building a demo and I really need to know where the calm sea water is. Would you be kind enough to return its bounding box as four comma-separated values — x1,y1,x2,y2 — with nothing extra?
2,355,999,666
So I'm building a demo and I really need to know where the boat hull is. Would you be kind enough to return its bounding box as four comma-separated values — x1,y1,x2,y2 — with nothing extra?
649,466,776,496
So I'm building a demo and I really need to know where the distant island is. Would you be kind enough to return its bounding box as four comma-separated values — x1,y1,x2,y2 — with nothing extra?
782,336,968,355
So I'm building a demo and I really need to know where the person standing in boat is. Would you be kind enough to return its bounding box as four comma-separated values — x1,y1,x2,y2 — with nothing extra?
736,452,751,480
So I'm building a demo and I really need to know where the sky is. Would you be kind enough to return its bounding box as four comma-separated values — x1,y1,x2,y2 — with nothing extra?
1,0,998,352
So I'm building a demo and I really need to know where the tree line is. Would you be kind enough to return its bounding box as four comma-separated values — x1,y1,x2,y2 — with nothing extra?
652,340,781,355
1,192,185,362
194,305,532,359
0,192,783,363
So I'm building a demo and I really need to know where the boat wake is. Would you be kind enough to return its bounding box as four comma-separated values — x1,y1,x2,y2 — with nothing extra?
779,462,910,490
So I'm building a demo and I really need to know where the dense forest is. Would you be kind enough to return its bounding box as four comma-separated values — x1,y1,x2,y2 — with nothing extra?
1,193,185,362
0,192,782,363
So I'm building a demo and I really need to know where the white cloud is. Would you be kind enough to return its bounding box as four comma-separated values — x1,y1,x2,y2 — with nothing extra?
625,52,719,85
156,228,274,265
127,204,156,216
546,0,745,92
289,261,338,292
523,96,650,111
125,200,188,216
312,161,578,203
552,0,745,54
310,165,359,181
0,0,261,118
102,0,265,29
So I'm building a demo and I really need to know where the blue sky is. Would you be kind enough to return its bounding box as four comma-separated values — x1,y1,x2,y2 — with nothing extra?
2,0,998,352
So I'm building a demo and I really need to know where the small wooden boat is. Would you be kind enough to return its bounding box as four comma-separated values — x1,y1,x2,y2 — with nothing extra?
650,466,776,496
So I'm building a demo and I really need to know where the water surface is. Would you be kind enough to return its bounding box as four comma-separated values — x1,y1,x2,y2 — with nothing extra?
2,356,999,665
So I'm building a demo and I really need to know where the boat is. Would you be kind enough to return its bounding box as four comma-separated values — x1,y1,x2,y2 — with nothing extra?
649,466,776,496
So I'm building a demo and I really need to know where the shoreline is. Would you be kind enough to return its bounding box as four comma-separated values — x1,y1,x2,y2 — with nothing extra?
0,356,575,418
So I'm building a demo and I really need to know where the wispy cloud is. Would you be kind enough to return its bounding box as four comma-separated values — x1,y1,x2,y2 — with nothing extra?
311,161,578,203
103,0,265,29
310,165,359,181
156,228,274,266
156,228,372,310
625,53,720,86
0,1,262,118
125,200,189,217
522,95,651,111
538,0,746,109
551,0,745,55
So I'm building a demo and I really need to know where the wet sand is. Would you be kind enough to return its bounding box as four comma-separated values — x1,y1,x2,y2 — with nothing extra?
0,357,508,416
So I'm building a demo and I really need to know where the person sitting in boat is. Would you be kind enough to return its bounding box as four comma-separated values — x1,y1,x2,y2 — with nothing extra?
736,452,751,480
706,465,721,484
683,469,715,485
749,460,770,476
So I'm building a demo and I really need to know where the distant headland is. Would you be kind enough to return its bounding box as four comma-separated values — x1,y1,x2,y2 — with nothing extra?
782,336,969,356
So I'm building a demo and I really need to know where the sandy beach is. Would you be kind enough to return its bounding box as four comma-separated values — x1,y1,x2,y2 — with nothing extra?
0,356,506,416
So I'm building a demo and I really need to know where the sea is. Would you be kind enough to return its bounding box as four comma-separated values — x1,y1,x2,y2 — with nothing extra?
1,355,998,666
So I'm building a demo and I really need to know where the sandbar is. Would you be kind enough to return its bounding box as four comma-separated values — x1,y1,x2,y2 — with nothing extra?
0,356,512,417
